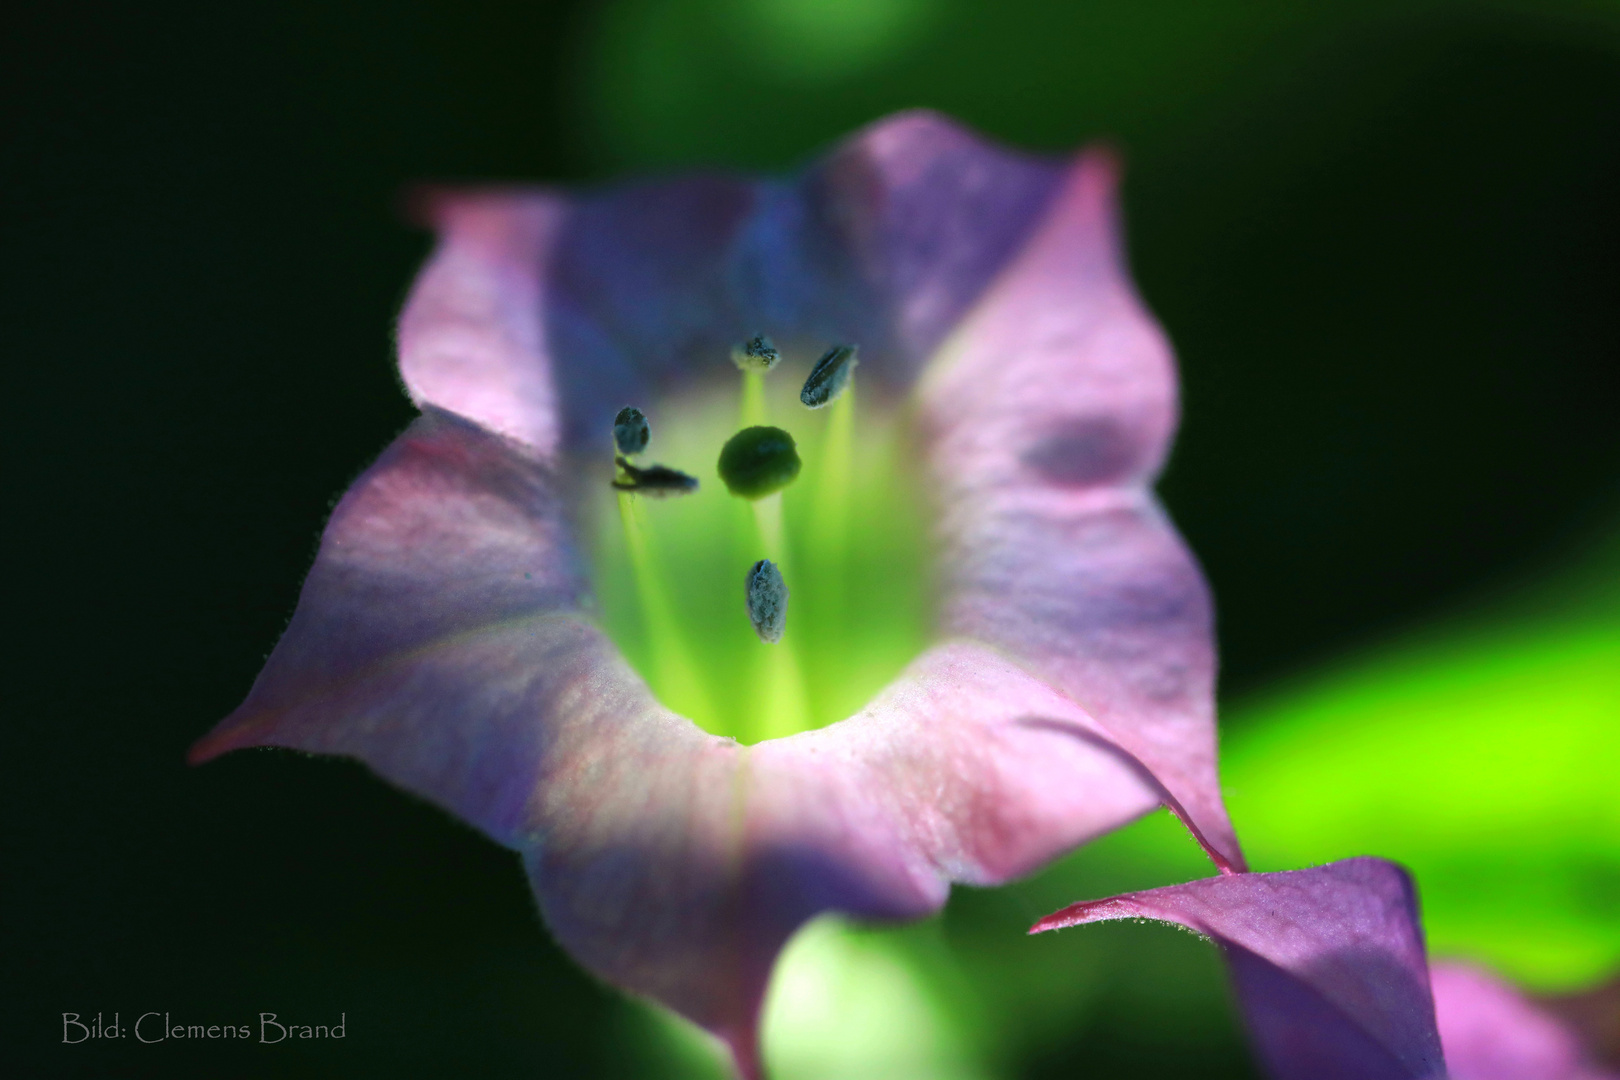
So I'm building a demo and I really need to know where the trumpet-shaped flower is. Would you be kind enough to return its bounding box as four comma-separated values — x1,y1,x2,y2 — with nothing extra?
191,111,1243,1075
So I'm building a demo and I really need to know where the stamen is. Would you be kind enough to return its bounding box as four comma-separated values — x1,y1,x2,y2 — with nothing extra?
751,493,792,574
744,559,788,643
734,336,778,428
740,369,768,428
613,456,699,496
810,381,856,561
731,334,780,372
805,382,855,693
613,406,650,456
800,344,858,409
717,426,801,500
742,493,808,739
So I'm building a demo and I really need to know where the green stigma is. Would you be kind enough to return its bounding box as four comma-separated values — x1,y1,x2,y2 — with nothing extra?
718,425,802,499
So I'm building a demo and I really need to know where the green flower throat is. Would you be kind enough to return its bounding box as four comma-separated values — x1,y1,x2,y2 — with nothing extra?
590,342,933,745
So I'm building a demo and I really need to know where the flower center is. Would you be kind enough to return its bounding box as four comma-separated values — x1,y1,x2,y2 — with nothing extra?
588,347,933,744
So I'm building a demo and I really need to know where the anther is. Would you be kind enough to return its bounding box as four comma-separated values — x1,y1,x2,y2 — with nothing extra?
745,559,789,643
732,334,780,372
717,426,801,499
800,344,857,408
612,456,698,496
613,406,650,456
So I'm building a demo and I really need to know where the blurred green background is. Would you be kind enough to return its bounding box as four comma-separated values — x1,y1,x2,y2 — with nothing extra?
6,0,1617,1077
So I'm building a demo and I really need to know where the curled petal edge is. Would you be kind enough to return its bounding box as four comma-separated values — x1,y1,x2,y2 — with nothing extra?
1032,858,1447,1080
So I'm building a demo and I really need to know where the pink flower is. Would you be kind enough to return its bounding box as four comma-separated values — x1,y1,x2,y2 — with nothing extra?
190,111,1242,1076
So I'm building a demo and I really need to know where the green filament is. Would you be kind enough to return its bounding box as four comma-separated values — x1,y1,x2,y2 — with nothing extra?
745,493,810,739
806,384,855,644
617,491,717,723
751,493,791,572
740,368,768,427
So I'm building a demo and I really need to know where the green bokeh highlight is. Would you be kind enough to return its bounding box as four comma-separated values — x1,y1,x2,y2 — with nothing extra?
583,0,1620,174
588,357,933,743
1223,531,1620,989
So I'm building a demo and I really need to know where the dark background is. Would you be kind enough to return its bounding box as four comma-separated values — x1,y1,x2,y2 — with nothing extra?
6,1,1619,1077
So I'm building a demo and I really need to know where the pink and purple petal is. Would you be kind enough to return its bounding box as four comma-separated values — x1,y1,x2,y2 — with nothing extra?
1433,963,1619,1080
917,150,1240,870
1032,858,1446,1080
191,410,1164,1070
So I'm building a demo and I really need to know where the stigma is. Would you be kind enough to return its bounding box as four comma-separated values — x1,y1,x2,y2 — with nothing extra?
718,426,801,500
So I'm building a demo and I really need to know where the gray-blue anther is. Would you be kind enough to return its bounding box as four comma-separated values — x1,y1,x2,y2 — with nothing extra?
614,406,650,455
732,335,780,372
800,344,858,408
745,559,789,644
612,456,698,496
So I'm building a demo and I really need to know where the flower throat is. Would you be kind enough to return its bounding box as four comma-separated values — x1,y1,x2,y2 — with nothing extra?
589,342,933,745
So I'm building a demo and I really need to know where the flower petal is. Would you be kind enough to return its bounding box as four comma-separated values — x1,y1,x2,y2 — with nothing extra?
917,148,1243,871
399,190,568,455
1031,858,1446,1079
1432,963,1619,1080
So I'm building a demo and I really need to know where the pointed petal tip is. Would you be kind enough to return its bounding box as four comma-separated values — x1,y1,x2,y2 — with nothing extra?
187,719,246,766
844,108,1122,172
1029,896,1127,935
185,736,221,767
189,704,290,767
186,718,256,766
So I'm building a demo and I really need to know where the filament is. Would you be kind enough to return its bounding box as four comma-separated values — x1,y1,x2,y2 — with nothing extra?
619,491,716,723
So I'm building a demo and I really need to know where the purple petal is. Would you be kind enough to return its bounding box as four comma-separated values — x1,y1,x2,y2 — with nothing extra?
916,148,1241,871
1032,858,1446,1080
196,111,1240,1070
399,190,568,454
1433,963,1619,1080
